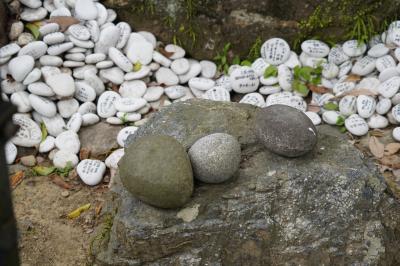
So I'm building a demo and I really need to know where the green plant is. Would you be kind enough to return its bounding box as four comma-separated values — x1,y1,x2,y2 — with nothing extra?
214,43,232,74
247,37,262,62
292,65,323,96
336,115,347,133
347,13,378,45
89,214,114,256
264,65,278,79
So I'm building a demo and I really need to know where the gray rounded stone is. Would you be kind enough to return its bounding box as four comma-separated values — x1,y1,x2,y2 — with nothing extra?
188,133,241,183
119,135,194,209
255,105,317,157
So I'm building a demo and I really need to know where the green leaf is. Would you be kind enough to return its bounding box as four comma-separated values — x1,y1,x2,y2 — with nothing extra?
339,126,347,133
336,116,345,126
40,122,48,142
33,166,56,176
26,23,40,40
240,60,252,66
323,102,339,111
311,76,321,85
221,56,227,65
299,66,313,82
223,43,231,53
232,56,241,65
120,113,129,124
264,65,278,79
292,80,309,96
56,161,74,177
293,66,302,79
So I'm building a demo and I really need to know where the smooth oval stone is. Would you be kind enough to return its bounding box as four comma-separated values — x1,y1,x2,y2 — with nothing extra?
379,67,400,82
120,135,194,209
189,133,241,184
65,53,85,61
251,58,269,77
97,91,121,118
68,24,90,41
39,136,55,153
8,55,35,82
155,67,179,86
119,80,146,98
203,86,231,102
74,81,96,102
105,117,123,125
260,75,278,86
278,65,293,91
230,66,259,93
392,93,400,105
114,97,147,113
69,36,94,49
28,94,57,117
53,150,79,168
57,98,79,118
339,95,357,116
200,60,217,78
368,43,390,58
356,95,376,118
143,86,164,102
117,112,141,122
63,61,85,67
83,72,105,96
55,130,80,154
85,53,106,64
299,52,327,68
138,31,156,48
338,60,352,77
284,51,301,69
259,85,281,95
333,81,356,96
165,44,186,60
368,114,389,129
261,38,291,65
393,127,400,141
17,33,35,47
255,105,317,157
356,77,380,92
305,112,322,126
152,51,172,67
95,25,120,54
345,114,369,136
10,91,31,113
376,55,396,72
86,20,100,42
5,141,17,164
39,23,60,36
1,80,26,94
78,102,96,115
116,22,131,49
164,85,186,100
301,40,330,58
171,58,190,75
23,68,42,85
188,77,215,91
18,41,47,59
322,111,341,125
328,45,350,65
11,114,42,147
75,0,98,20
392,104,400,122
239,92,265,107
108,47,132,72
179,60,202,84
352,56,376,76
66,112,82,133
82,113,100,126
95,2,108,25
99,67,124,84
42,114,66,137
376,98,392,115
20,0,42,9
105,148,124,169
117,126,138,147
21,7,47,21
77,159,106,186
73,65,97,79
342,40,367,57
0,43,20,58
124,65,151,80
9,22,24,41
46,73,75,97
40,55,63,66
265,92,307,112
126,40,153,65
47,42,74,56
50,7,71,17
378,76,400,98
322,63,339,79
43,32,65,45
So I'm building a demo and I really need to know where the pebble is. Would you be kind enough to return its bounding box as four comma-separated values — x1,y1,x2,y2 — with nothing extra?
74,81,96,102
114,97,147,113
301,40,330,58
39,136,56,153
368,43,390,58
55,130,80,154
23,68,42,85
95,25,120,54
165,44,186,59
47,42,74,56
356,95,376,118
42,114,66,137
329,45,350,65
143,86,164,102
119,80,146,98
21,7,48,22
345,114,369,136
378,76,400,98
239,92,265,107
104,148,124,169
352,56,376,76
261,38,291,65
75,0,98,20
376,98,392,115
200,60,217,78
57,99,79,118
18,41,48,59
5,142,17,164
82,113,100,126
20,155,36,167
0,43,20,58
77,159,106,186
99,67,124,84
53,150,79,168
230,66,259,93
8,55,35,82
155,67,179,86
393,127,400,141
117,126,138,147
305,112,322,125
376,55,396,72
11,114,42,147
11,91,32,113
189,77,215,91
68,24,91,41
339,95,357,116
46,73,75,97
171,58,190,75
342,40,367,57
368,114,389,129
29,94,57,117
124,65,151,80
322,111,341,125
97,91,121,118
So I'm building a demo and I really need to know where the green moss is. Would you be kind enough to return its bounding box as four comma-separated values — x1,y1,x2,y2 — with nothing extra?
89,214,114,257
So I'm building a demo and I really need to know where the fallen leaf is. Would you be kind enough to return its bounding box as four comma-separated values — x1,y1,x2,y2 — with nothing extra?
95,203,103,216
385,143,400,156
9,171,24,189
369,136,384,158
25,23,40,40
158,47,174,58
337,89,378,98
380,155,400,169
46,16,79,32
33,165,56,176
79,148,91,160
49,174,73,190
67,203,91,219
369,129,385,137
345,74,362,82
111,83,119,92
307,84,330,94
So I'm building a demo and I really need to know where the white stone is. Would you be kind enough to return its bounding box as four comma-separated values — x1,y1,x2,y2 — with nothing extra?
305,112,321,126
65,53,85,62
164,85,186,100
39,23,59,36
66,113,82,133
106,117,123,125
74,81,96,102
342,40,367,57
73,65,97,79
77,159,106,186
376,98,392,115
105,148,124,169
50,7,71,17
368,114,389,129
116,22,131,49
179,60,202,84
18,41,47,59
68,24,90,41
322,111,341,125
29,94,57,117
352,56,376,76
261,38,291,65
83,72,105,95
21,7,48,22
356,95,376,118
299,52,327,68
117,112,141,122
1,80,26,94
63,61,85,68
265,92,307,112
8,55,35,82
75,0,98,20
117,126,138,147
5,141,17,164
78,102,96,115
69,36,94,49
333,81,355,96
43,32,65,45
368,43,390,58
339,95,357,116
188,77,215,91
260,75,278,86
153,51,172,67
378,76,400,98
171,58,190,75
124,65,151,80
95,25,120,54
99,67,124,84
85,53,106,64
376,55,396,72
39,136,55,153
96,2,108,25
143,86,163,102
10,91,31,113
345,114,369,136
97,91,121,118
55,130,80,154
229,66,259,93
47,42,74,56
39,55,63,66
108,47,132,72
0,43,20,58
86,20,100,42
200,60,217,78
114,97,147,112
23,68,42,85
322,63,339,79
338,61,352,77
393,127,400,141
379,67,399,82
53,150,79,168
42,114,66,137
251,58,269,77
301,40,330,58
155,67,179,86
46,73,75,97
82,113,100,126
277,65,293,91
126,39,153,65
119,80,146,98
259,85,281,95
239,93,265,107
203,87,231,102
392,93,400,105
392,104,400,122
11,114,41,147
165,44,186,59
57,98,79,118
284,51,301,69
328,45,350,65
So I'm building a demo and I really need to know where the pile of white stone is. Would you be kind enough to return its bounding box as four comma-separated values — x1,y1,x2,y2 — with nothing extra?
2,0,400,185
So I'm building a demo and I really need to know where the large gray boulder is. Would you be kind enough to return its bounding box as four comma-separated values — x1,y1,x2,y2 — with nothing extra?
92,100,400,265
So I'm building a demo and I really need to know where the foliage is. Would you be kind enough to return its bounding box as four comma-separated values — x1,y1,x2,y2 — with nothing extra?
263,65,278,79
247,37,262,62
292,65,323,96
214,43,232,74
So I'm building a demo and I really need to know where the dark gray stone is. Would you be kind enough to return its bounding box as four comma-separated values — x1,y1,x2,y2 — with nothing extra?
119,135,194,209
0,1,8,47
92,100,400,266
188,133,241,183
255,105,317,157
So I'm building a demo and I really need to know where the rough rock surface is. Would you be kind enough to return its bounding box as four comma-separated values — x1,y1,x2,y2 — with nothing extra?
0,1,7,46
93,100,400,265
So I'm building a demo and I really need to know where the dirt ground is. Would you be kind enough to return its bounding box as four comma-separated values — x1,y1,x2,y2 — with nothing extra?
12,171,108,266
